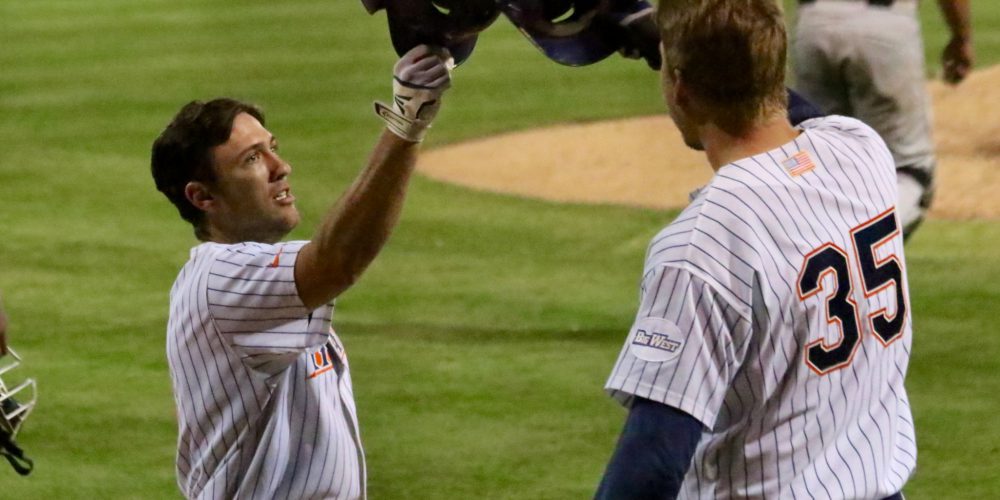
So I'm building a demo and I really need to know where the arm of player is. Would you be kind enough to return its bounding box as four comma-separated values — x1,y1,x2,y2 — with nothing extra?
294,45,452,310
937,0,973,84
595,398,702,500
786,88,824,126
295,131,419,309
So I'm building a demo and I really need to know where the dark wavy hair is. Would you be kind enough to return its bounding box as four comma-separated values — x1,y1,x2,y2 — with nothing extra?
151,98,265,239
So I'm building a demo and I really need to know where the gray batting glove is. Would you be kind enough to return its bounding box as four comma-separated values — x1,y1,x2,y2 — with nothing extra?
375,44,454,143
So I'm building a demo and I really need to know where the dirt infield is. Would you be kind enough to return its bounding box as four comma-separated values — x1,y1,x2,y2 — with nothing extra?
418,66,1000,220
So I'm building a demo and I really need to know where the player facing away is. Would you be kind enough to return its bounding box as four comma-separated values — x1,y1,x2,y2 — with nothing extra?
150,45,451,499
597,1,915,498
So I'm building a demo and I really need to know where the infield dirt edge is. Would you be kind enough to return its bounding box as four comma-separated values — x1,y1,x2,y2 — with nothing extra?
418,67,1000,220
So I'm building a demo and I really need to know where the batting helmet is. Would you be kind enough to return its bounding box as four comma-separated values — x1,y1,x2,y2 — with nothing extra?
0,348,36,476
499,0,660,67
361,0,502,65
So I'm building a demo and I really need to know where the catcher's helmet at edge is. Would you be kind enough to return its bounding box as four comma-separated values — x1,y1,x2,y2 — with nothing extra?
361,0,502,65
0,348,36,476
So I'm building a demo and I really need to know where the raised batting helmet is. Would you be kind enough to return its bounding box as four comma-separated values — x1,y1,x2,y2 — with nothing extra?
361,0,501,65
0,348,36,476
499,0,660,68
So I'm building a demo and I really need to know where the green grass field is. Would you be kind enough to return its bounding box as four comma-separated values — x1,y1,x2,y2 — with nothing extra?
1,1,997,497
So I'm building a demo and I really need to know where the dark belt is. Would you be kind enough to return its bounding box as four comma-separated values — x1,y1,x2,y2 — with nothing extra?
799,0,897,5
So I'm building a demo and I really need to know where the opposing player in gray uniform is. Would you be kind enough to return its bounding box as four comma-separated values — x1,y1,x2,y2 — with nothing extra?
597,1,915,498
150,45,452,499
793,0,973,239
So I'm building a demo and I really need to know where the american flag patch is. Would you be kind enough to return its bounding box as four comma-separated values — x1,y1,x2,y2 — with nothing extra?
782,150,816,176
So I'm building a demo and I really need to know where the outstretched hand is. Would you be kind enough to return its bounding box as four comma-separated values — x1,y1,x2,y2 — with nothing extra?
394,45,452,95
376,44,454,142
609,1,661,70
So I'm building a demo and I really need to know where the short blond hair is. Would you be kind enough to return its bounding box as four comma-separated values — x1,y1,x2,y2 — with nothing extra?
658,0,788,134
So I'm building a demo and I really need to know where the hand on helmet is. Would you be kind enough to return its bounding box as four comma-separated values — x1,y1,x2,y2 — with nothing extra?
375,44,454,142
608,1,661,70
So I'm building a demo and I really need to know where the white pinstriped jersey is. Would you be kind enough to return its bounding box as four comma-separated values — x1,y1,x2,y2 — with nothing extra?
167,241,365,499
606,116,916,498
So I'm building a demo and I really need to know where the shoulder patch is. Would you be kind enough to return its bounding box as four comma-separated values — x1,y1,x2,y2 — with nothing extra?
628,317,685,363
781,150,816,177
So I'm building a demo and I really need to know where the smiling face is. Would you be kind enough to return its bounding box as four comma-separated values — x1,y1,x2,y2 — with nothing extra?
188,112,300,243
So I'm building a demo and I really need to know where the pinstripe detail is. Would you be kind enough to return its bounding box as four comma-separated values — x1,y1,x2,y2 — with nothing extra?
605,116,916,498
166,241,366,499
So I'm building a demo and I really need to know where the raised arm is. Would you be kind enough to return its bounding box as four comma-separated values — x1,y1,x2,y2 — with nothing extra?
937,0,973,84
294,45,452,309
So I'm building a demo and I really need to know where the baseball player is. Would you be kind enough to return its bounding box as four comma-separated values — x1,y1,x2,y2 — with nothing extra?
150,45,452,499
793,0,974,239
597,0,915,498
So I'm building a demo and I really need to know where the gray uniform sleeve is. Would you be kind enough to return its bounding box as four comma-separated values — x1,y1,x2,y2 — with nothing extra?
605,264,751,428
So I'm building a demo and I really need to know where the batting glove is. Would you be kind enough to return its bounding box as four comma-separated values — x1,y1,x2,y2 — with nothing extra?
375,44,454,143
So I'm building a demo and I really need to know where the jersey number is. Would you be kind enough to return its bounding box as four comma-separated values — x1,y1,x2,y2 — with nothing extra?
797,209,907,374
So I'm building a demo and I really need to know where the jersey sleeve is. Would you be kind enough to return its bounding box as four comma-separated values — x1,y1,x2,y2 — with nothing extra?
205,241,331,373
605,264,751,428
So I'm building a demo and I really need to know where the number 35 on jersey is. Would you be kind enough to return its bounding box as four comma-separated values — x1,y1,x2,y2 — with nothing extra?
797,208,908,375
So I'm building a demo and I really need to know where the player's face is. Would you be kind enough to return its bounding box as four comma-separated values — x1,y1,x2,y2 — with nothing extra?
206,113,300,243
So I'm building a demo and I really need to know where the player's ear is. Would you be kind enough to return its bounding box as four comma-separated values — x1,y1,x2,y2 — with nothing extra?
184,181,215,212
670,68,689,107
670,70,710,125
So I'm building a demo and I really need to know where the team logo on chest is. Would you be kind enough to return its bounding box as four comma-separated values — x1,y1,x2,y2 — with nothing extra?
628,317,685,363
307,336,345,380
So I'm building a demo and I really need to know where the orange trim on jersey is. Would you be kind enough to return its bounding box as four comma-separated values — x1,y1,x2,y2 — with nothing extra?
798,242,864,376
307,365,335,379
850,206,909,348
269,247,283,268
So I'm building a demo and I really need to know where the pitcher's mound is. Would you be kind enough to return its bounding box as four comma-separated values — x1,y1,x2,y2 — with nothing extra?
419,67,1000,220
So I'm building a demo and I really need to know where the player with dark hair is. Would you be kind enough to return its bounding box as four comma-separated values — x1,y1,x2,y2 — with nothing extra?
151,45,451,498
152,100,269,240
793,0,974,239
597,0,915,498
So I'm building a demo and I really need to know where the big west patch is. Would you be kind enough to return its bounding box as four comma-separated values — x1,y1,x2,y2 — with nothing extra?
628,317,685,363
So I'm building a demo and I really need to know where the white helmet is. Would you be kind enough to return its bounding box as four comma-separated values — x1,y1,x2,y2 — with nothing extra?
1,348,36,476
